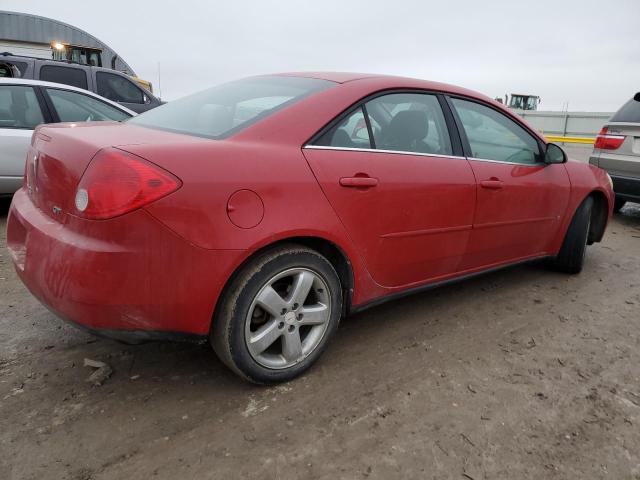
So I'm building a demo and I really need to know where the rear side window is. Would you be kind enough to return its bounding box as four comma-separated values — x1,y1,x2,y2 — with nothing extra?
46,88,131,122
451,98,541,164
366,93,452,155
129,76,334,139
12,61,28,77
0,61,27,78
610,95,640,123
313,92,453,157
40,65,88,89
96,72,145,104
0,85,44,129
0,64,15,78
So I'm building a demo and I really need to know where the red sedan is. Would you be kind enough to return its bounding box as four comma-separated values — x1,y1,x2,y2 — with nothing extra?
7,73,614,383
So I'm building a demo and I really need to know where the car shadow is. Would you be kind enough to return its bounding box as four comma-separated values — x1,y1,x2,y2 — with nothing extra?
343,260,549,333
25,259,552,395
0,196,11,217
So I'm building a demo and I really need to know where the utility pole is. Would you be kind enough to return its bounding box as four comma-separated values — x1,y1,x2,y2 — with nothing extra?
157,61,162,100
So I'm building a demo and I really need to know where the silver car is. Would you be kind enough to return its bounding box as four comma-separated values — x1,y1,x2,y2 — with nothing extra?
589,92,640,211
0,78,135,196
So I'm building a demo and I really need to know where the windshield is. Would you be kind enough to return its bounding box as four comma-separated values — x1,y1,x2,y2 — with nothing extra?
525,96,538,110
128,76,334,139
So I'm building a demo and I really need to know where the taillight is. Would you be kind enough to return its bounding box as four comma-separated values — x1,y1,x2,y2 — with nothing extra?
24,149,35,191
74,148,181,220
594,127,625,150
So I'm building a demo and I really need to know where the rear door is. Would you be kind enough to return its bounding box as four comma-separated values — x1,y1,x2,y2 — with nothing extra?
0,84,48,190
303,91,476,288
449,97,570,269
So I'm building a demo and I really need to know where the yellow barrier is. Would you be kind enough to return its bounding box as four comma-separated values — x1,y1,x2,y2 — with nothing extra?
544,135,595,145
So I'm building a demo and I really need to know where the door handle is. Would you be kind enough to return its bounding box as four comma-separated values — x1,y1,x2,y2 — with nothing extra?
339,176,379,188
480,179,504,190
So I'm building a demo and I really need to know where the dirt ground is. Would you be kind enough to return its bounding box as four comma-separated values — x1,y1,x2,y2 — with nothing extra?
1,147,640,480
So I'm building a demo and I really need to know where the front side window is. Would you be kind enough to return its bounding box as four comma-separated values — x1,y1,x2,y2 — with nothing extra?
46,88,131,122
0,85,44,129
452,98,541,164
314,107,371,148
40,65,88,90
129,76,334,139
87,52,101,67
366,93,452,155
96,72,145,104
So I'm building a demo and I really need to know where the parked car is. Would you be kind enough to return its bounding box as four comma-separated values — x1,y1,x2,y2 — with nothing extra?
0,53,162,113
0,78,134,196
589,92,640,212
7,73,614,383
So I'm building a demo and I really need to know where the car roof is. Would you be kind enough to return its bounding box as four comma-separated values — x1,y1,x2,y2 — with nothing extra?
276,72,387,83
275,71,492,102
0,78,137,116
1,53,127,75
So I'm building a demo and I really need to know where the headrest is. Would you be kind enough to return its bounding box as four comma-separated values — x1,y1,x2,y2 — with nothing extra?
383,110,428,149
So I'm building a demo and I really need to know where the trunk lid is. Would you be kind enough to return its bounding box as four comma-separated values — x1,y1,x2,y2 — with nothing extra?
597,122,640,178
27,121,204,222
605,123,640,156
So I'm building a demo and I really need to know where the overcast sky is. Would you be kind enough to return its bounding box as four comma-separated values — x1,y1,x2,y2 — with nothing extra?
3,0,638,111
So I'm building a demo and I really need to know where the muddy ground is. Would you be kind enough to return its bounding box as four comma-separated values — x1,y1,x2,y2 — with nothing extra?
1,147,640,479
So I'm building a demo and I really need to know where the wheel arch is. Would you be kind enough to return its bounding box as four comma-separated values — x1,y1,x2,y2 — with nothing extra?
587,189,609,244
209,235,355,335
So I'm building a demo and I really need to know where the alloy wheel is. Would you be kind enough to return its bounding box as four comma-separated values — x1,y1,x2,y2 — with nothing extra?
244,268,332,369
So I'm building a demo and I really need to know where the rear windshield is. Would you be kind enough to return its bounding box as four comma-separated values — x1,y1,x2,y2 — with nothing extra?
128,76,334,139
610,95,640,123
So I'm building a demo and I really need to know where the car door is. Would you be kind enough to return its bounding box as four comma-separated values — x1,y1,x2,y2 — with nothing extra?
448,97,571,269
0,84,48,193
303,92,476,288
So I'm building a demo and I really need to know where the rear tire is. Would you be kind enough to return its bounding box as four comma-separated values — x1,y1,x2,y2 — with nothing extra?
211,245,343,384
552,197,593,274
614,197,626,213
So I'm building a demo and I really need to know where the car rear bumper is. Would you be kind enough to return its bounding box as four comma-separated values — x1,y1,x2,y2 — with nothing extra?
611,174,640,201
6,188,244,337
592,150,640,176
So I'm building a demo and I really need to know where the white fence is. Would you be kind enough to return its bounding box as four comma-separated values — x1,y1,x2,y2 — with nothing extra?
513,110,613,138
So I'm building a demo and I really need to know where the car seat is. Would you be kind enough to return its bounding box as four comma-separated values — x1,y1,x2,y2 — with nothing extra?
380,110,428,152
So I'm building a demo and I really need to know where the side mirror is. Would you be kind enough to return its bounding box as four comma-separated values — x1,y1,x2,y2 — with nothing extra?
544,143,566,164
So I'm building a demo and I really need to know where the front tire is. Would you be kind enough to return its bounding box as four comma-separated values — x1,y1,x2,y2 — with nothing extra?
552,197,593,274
211,245,343,384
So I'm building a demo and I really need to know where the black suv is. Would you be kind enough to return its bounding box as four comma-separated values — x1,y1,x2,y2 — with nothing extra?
0,53,162,113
